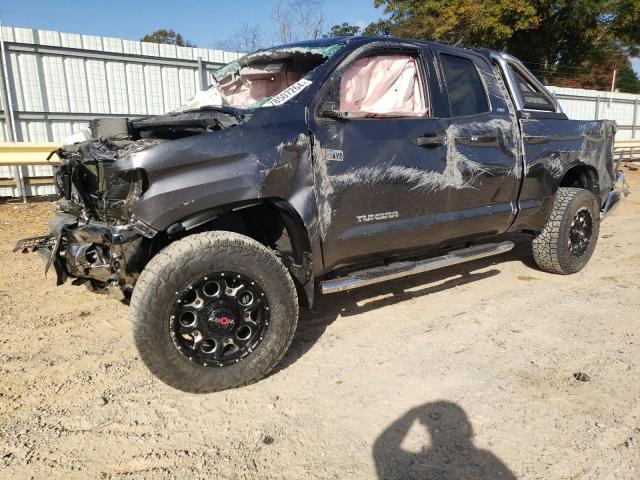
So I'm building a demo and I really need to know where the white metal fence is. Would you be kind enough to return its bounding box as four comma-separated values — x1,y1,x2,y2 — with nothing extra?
0,26,241,197
548,86,640,140
0,26,638,198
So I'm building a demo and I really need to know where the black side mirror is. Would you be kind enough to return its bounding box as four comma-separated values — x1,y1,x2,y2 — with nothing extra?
319,101,347,120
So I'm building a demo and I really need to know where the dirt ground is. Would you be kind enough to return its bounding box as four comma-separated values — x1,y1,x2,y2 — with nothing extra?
1,169,639,480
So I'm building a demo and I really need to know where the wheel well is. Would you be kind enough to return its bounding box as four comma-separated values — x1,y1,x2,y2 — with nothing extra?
560,165,599,196
153,199,314,307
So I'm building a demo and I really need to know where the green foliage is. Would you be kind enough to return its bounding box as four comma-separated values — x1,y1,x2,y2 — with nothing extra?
325,23,361,37
617,66,640,94
141,29,196,47
373,0,539,49
371,0,640,88
362,20,393,37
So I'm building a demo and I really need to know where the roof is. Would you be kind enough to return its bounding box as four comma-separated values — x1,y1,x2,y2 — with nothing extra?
255,36,500,63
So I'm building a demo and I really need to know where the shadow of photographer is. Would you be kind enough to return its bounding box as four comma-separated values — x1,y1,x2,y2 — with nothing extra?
373,401,516,480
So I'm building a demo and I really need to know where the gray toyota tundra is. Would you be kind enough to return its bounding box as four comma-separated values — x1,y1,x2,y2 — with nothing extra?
16,37,625,392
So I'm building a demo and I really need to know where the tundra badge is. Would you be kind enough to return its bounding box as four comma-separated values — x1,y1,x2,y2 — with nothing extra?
322,149,344,161
356,211,399,223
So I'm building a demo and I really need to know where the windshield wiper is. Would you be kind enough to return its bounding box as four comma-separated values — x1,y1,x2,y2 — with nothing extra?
181,105,244,117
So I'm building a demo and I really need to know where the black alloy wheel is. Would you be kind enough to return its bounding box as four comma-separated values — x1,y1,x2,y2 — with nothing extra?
170,272,270,367
567,208,593,258
131,231,298,393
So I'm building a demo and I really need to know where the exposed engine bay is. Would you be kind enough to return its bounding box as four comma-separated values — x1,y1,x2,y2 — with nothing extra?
32,108,247,297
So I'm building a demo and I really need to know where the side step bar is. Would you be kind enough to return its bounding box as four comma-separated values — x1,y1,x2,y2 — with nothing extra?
320,241,515,294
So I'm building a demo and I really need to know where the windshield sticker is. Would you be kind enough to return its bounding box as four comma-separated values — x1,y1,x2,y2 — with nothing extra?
263,78,313,107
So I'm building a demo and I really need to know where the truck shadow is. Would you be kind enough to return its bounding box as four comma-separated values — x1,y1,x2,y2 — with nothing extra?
273,235,534,374
373,400,516,479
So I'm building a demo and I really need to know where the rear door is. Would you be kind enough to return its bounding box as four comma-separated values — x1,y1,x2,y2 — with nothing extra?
431,46,521,242
308,43,452,272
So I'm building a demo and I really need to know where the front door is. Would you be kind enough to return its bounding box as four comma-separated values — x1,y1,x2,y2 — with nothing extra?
309,46,453,272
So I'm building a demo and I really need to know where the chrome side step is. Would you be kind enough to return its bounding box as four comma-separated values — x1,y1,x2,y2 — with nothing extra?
320,241,515,294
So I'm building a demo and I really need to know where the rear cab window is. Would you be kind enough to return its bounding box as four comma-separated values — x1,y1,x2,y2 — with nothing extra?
439,53,489,117
509,65,556,111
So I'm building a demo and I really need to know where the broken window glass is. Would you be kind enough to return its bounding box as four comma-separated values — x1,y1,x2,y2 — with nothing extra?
176,44,345,112
510,67,556,111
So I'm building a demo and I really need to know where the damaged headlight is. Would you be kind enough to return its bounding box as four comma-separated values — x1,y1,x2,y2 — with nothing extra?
97,168,147,223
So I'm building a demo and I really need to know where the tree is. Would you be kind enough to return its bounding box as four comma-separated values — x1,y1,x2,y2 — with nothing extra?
372,0,539,48
217,23,264,53
325,22,361,38
292,0,325,40
141,29,196,47
362,20,393,37
371,0,640,86
616,66,640,94
271,0,325,44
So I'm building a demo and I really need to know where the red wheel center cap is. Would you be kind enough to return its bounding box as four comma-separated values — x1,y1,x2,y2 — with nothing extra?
219,316,231,326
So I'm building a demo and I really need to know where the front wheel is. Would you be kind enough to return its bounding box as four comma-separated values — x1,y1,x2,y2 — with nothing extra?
130,231,298,393
532,187,600,274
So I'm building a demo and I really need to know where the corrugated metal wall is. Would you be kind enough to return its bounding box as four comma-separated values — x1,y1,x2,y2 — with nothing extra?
548,86,640,140
0,26,241,197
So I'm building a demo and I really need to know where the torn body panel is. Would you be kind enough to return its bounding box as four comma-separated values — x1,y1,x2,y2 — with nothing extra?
511,117,616,231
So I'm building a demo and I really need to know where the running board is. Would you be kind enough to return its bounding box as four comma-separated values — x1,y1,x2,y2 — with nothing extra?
320,241,515,294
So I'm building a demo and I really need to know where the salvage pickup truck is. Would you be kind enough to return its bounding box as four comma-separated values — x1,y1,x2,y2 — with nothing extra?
16,37,625,392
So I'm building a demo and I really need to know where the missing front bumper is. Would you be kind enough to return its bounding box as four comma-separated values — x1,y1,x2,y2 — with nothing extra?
15,211,146,293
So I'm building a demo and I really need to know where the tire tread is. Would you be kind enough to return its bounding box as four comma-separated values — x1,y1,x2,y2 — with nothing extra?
130,231,298,392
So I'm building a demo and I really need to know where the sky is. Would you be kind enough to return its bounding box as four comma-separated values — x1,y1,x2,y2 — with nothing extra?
0,0,383,49
1,0,638,75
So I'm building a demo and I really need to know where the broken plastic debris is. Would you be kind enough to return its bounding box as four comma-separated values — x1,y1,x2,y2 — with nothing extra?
573,372,591,382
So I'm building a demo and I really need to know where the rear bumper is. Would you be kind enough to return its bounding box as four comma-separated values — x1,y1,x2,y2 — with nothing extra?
601,171,627,220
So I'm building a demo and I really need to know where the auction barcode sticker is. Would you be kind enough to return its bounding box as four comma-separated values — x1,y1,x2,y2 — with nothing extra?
263,78,313,107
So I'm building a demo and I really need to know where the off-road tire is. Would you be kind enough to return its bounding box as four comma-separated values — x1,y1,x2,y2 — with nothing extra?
130,231,298,393
532,187,600,275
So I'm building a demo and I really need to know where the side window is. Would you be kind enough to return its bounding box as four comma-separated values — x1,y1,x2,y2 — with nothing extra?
339,54,427,117
440,53,489,117
511,67,556,111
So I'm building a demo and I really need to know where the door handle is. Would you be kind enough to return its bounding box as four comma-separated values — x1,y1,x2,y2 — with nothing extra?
411,134,445,147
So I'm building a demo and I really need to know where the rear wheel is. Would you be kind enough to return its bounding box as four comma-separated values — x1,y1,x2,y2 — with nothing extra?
532,187,600,274
130,231,298,393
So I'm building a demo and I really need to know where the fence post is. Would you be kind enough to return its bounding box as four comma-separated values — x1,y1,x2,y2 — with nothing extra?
594,96,600,120
197,56,206,91
0,19,27,203
633,98,638,139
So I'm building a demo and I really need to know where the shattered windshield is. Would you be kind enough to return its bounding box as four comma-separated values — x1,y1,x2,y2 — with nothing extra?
176,43,345,112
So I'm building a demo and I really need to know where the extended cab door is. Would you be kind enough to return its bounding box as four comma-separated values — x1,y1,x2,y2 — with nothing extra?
430,45,521,242
308,43,453,272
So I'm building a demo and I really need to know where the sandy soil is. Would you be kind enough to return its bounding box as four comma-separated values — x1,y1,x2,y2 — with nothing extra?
1,170,639,480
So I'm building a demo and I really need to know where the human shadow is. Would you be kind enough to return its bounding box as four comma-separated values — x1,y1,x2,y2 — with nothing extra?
271,233,534,375
373,401,516,480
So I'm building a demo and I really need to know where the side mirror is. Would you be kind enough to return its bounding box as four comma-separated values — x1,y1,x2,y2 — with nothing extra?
319,101,347,120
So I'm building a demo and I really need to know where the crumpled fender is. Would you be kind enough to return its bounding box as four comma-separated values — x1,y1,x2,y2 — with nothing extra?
113,110,323,267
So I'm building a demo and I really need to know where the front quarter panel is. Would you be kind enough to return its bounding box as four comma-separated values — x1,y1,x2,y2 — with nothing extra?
122,109,319,238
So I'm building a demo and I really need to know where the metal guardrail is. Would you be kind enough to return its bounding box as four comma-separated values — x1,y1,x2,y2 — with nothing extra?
1,139,639,202
0,142,60,166
0,143,60,202
614,140,640,162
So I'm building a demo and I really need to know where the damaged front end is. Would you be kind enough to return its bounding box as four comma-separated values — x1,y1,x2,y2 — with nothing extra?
16,210,148,300
14,109,244,299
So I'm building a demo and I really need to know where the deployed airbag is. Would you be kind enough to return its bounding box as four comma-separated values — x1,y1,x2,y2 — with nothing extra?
340,55,426,117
